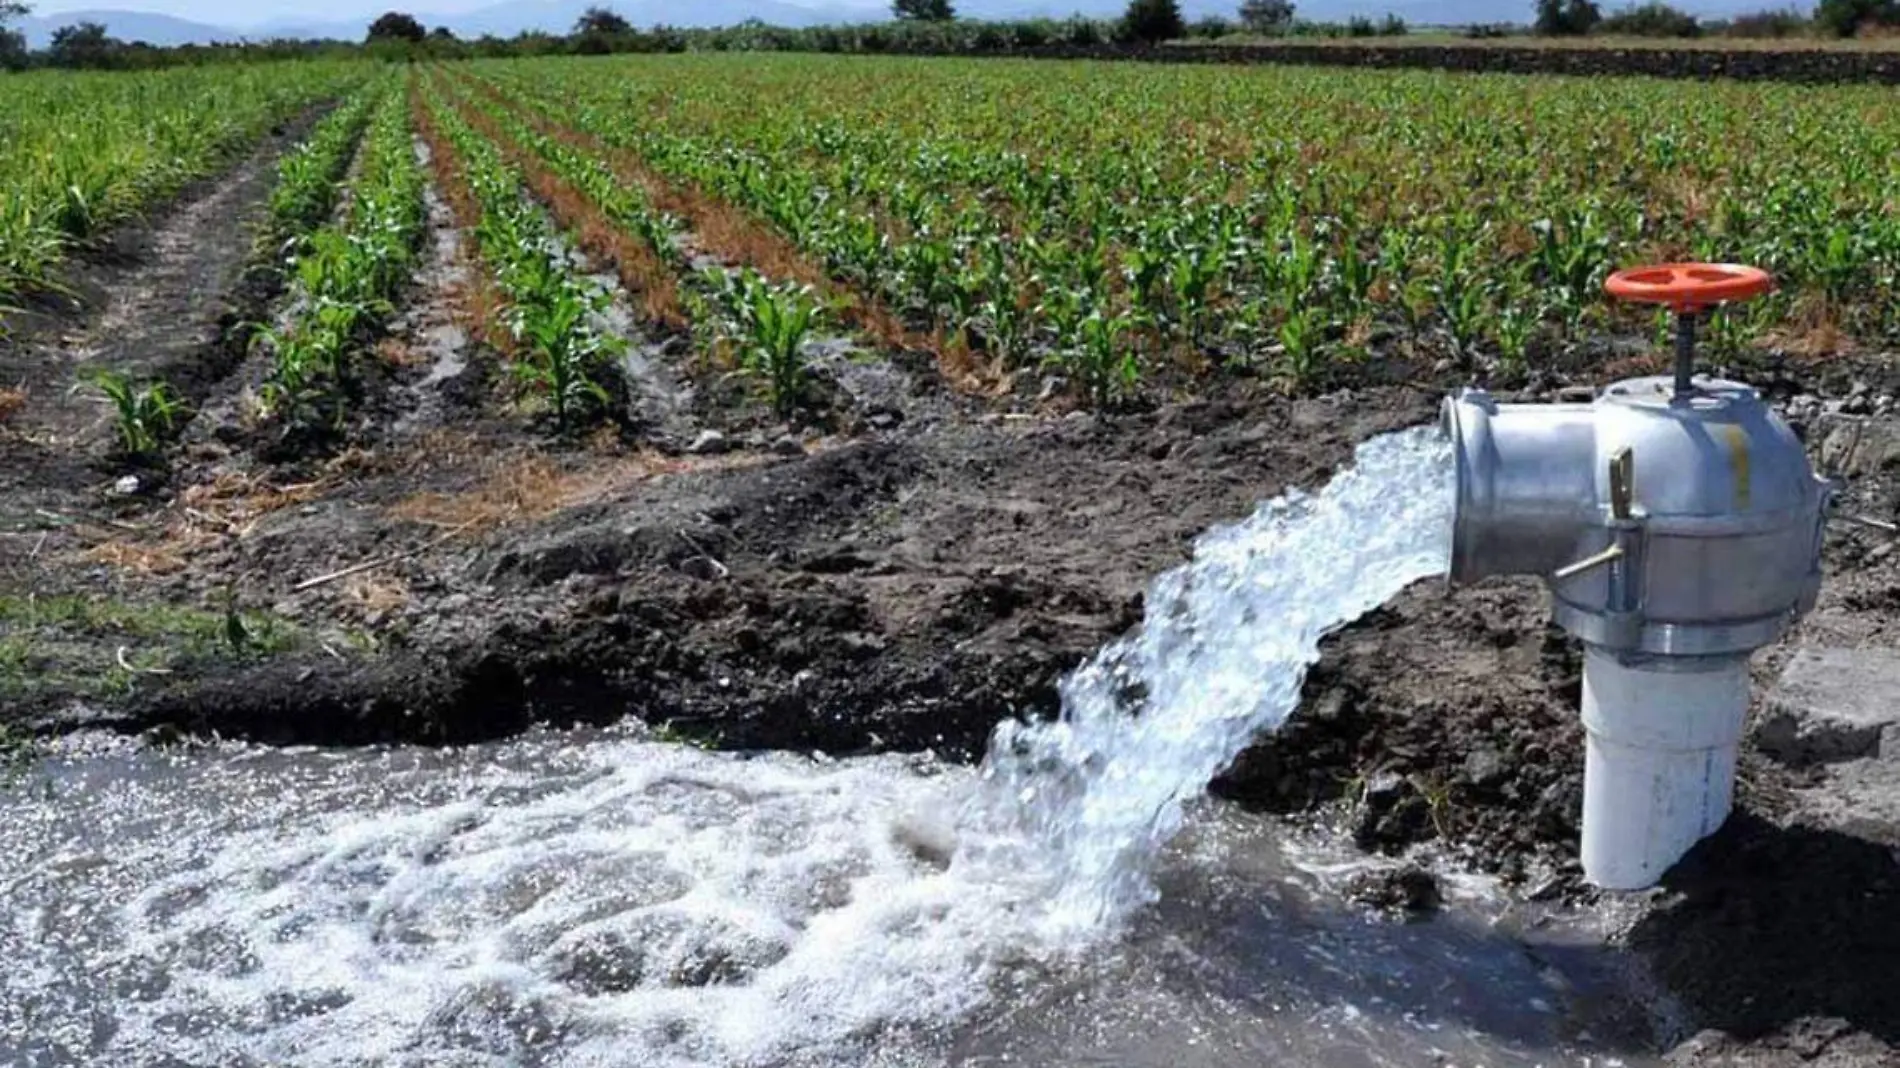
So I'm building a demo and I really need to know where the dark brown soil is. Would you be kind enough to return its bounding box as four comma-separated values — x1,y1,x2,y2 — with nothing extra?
2,101,1899,1068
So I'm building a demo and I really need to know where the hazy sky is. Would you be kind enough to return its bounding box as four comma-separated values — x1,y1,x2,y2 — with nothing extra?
27,0,497,27
21,0,884,27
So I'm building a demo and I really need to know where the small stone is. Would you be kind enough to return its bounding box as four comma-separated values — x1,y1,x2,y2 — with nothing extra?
1820,417,1900,477
685,429,728,455
1463,746,1506,786
1346,863,1442,914
1758,646,1900,764
1842,394,1872,416
771,435,804,457
110,474,141,497
1037,375,1067,402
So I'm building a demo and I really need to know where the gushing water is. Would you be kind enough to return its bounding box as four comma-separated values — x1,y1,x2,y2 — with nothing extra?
0,427,1461,1068
960,425,1455,932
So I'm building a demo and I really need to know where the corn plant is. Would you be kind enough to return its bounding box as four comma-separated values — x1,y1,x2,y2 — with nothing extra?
511,289,617,428
733,271,822,416
0,62,365,309
81,370,184,457
1059,309,1137,409
257,83,426,429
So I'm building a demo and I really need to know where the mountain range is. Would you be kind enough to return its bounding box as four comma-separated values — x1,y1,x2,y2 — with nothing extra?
16,0,1801,47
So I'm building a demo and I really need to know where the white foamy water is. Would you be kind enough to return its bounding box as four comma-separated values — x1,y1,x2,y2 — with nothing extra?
0,427,1485,1068
960,425,1455,933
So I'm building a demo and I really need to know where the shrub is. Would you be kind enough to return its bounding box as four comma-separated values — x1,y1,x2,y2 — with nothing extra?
1120,0,1186,43
1717,7,1810,36
1347,15,1377,35
1534,0,1602,35
1238,0,1296,34
1815,0,1900,36
1190,15,1235,37
1599,2,1702,36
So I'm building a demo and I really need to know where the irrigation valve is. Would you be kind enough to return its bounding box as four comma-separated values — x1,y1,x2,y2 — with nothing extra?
1440,264,1830,890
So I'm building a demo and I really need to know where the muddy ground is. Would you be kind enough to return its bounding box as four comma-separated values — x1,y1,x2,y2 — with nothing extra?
2,111,1898,1067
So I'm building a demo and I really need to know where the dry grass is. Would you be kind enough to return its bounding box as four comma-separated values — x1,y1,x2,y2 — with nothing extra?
0,386,25,424
82,540,188,574
389,450,689,531
343,573,410,619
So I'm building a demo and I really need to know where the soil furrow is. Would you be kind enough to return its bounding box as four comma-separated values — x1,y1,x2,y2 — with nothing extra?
458,70,992,394
0,107,329,546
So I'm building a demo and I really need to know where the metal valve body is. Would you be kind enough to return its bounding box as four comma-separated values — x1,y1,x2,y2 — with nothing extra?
1442,375,1829,657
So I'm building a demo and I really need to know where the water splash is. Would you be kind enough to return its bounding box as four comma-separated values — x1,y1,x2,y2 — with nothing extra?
0,425,1456,1068
960,425,1454,935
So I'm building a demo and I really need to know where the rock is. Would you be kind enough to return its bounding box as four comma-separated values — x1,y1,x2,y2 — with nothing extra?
771,435,805,457
1037,375,1067,402
109,474,141,497
1345,863,1442,914
685,429,729,456
1819,416,1900,477
1757,646,1900,764
1463,746,1506,787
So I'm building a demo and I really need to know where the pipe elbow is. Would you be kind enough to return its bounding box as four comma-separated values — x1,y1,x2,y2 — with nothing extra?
1441,389,1601,585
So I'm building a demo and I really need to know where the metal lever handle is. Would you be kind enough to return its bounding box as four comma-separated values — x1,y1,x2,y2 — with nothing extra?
1554,544,1625,581
1553,448,1638,581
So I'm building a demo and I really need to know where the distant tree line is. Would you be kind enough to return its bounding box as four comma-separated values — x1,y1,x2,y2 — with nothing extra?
1531,0,1893,38
2,0,1893,74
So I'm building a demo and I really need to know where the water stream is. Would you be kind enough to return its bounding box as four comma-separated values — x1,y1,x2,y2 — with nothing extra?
0,427,1662,1067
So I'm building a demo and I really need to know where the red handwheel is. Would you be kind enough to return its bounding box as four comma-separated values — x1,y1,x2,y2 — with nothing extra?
1604,263,1772,311
1604,263,1772,400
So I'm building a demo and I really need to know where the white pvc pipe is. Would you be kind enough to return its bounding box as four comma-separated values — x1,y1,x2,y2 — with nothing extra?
1578,647,1750,890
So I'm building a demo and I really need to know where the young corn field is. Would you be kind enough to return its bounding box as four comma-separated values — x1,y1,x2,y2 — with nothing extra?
445,54,1900,405
6,53,1899,426
0,63,365,311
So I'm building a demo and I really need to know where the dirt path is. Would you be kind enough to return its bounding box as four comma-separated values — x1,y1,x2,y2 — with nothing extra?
0,111,322,563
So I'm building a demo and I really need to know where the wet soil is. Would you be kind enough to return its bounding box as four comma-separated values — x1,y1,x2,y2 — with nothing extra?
2,112,1898,1068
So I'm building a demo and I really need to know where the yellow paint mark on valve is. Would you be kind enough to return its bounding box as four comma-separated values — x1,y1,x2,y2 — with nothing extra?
1722,425,1751,509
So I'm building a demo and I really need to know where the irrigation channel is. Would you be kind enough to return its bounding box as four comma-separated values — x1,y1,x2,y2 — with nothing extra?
0,428,1661,1067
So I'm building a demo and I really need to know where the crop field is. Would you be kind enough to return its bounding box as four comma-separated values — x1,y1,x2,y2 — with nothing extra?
444,54,1900,403
0,62,367,307
4,56,1899,417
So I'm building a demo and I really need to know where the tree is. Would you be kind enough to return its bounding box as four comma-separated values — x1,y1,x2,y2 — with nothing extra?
1533,0,1602,34
366,11,425,42
49,21,123,68
1598,1,1700,35
1121,0,1185,42
573,5,631,35
0,1,27,69
892,0,954,20
1237,0,1295,33
1815,0,1900,36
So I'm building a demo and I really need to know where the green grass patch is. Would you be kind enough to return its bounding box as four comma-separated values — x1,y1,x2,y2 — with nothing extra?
0,593,304,702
